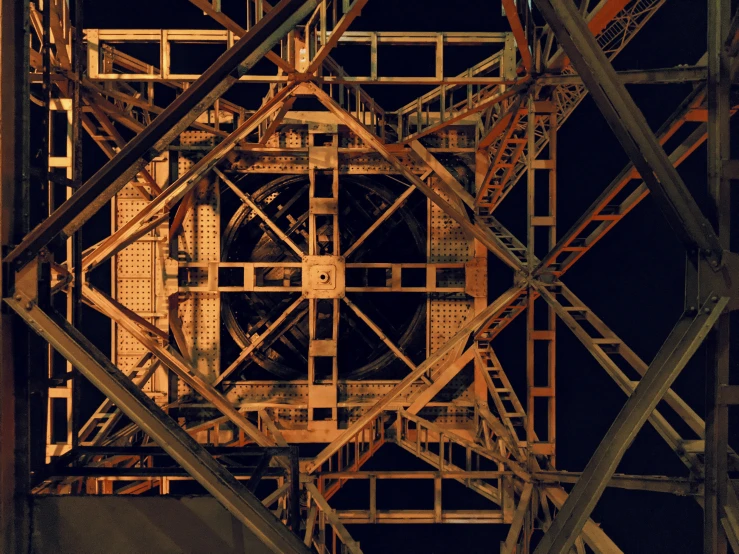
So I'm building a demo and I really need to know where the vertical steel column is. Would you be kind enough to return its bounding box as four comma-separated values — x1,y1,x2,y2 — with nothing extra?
472,151,491,409
289,445,301,533
306,129,340,431
8,294,310,554
0,0,30,550
46,76,75,458
37,0,55,470
526,97,557,463
705,0,731,551
40,0,51,219
70,0,84,449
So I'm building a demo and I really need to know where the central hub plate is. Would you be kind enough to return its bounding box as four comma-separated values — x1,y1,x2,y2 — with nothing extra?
302,255,345,298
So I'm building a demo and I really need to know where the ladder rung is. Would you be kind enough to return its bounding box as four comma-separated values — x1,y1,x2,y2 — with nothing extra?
592,337,620,344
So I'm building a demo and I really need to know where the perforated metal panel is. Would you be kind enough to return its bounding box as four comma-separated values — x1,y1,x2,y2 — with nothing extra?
228,127,433,174
420,127,475,150
428,179,473,368
180,130,216,148
176,137,221,391
231,153,308,174
429,179,473,265
112,155,171,403
224,380,474,429
264,126,308,148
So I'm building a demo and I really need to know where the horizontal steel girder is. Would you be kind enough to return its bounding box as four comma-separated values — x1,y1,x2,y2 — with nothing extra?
5,0,317,270
5,292,308,554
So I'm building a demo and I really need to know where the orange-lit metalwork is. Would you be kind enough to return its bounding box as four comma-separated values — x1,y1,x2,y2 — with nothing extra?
1,0,737,553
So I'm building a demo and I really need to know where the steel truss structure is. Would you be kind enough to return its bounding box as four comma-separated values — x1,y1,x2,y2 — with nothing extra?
1,0,738,552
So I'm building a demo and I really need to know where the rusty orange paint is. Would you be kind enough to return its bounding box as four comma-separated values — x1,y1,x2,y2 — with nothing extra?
502,0,532,72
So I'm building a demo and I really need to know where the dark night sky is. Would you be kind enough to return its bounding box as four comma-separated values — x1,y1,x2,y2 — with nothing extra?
72,1,739,552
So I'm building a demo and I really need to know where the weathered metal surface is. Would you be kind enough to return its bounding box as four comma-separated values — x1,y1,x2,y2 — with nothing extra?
8,0,736,552
0,0,30,550
112,157,172,402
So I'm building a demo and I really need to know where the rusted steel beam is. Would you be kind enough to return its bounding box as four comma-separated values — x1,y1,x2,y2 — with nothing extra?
536,89,711,277
343,185,416,258
188,0,293,73
535,471,700,496
305,482,363,553
216,295,306,386
410,140,475,209
705,0,732,550
477,95,523,150
538,65,708,85
536,281,705,473
0,0,30,550
83,285,277,449
543,487,623,554
546,0,631,70
501,482,533,554
406,348,475,415
82,84,295,271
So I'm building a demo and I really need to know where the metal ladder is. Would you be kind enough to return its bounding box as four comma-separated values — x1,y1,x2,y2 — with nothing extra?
475,342,526,449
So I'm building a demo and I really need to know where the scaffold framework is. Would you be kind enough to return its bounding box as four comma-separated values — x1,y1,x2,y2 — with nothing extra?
1,0,738,553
